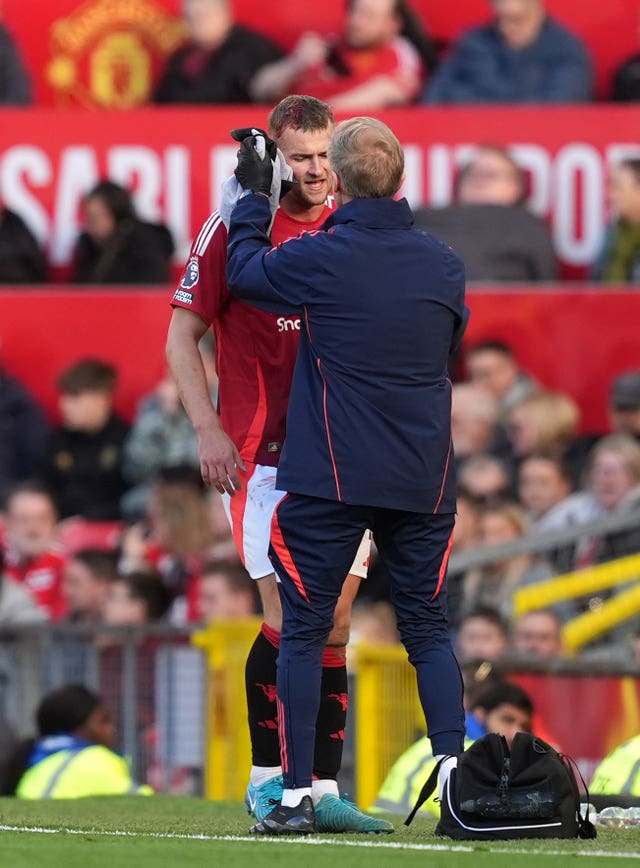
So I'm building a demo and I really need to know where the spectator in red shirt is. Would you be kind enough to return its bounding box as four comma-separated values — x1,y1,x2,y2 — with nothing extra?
2,481,66,619
252,0,433,110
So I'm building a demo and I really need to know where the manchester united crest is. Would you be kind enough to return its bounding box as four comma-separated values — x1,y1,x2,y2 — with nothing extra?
47,0,186,108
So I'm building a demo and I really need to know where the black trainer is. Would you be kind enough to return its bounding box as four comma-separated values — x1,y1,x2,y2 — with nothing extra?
250,795,317,835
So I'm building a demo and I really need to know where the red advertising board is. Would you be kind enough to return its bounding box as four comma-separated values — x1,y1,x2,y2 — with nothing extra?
512,672,640,781
0,106,638,277
0,287,636,433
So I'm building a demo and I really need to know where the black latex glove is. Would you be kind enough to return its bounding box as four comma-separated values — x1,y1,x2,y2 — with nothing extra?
234,136,274,197
231,127,293,200
230,127,277,160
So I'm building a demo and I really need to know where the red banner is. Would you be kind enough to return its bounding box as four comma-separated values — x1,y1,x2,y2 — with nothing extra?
512,673,640,781
1,106,639,277
0,287,637,433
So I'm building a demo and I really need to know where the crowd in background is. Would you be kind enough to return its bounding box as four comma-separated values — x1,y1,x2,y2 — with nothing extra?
2,336,640,665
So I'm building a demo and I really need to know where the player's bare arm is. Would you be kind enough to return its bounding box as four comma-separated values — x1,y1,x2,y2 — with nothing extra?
166,307,245,495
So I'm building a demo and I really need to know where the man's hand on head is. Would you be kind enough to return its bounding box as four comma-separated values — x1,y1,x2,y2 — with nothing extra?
231,127,277,160
234,136,274,198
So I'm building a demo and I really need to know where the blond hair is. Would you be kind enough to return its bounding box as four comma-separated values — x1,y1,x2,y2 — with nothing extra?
510,390,580,452
591,433,640,482
328,117,404,199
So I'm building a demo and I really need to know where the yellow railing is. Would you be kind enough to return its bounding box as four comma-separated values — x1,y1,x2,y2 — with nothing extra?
351,643,423,811
192,621,422,806
192,618,262,800
512,554,640,654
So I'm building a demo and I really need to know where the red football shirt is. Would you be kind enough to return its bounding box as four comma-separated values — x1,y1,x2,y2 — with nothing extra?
4,547,67,620
171,204,332,467
295,37,423,104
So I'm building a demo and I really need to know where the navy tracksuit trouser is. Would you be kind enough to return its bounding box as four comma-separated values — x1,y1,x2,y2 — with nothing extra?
269,493,466,791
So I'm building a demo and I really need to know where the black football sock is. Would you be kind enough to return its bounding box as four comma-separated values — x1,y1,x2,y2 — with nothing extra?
245,624,281,768
313,648,348,782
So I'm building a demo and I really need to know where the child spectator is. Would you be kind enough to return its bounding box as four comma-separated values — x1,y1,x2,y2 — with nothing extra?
413,145,557,282
153,0,283,104
423,0,592,104
42,359,129,521
252,0,432,110
593,159,640,283
2,481,66,619
72,181,174,284
62,549,118,625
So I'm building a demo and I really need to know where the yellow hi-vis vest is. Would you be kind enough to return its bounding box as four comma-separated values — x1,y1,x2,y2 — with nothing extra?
370,737,474,817
590,735,640,797
16,744,153,799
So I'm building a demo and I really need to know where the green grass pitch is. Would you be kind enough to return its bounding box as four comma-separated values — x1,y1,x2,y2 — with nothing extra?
1,796,639,868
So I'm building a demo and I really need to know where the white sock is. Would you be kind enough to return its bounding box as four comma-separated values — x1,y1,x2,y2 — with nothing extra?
281,787,312,807
250,765,282,787
435,755,458,800
311,779,339,804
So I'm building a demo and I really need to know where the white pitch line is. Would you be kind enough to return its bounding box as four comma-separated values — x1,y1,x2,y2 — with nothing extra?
0,824,638,860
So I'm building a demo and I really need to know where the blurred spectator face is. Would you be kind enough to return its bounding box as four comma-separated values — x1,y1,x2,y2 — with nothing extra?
458,456,510,503
591,448,639,509
512,610,563,657
183,0,232,47
58,390,112,433
5,491,57,559
457,615,508,660
479,506,527,546
63,558,110,621
198,569,255,621
103,579,147,625
457,148,523,207
518,456,571,518
609,372,640,435
467,348,518,401
609,164,640,223
277,125,334,211
491,0,545,51
451,384,499,458
78,703,116,749
350,601,399,645
475,701,532,747
83,195,117,243
345,0,401,50
508,403,537,455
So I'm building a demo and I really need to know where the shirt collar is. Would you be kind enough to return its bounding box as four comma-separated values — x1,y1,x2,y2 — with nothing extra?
322,197,414,230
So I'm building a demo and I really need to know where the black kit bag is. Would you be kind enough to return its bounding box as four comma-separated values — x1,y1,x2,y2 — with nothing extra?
405,732,597,841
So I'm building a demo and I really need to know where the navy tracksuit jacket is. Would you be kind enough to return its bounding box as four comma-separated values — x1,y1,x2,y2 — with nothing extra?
227,193,467,790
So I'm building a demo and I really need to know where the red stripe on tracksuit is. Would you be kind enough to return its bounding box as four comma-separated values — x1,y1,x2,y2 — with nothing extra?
430,528,455,601
270,497,310,603
277,695,288,774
